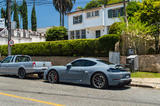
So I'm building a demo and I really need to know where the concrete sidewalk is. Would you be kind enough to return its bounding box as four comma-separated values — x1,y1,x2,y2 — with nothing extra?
131,78,160,89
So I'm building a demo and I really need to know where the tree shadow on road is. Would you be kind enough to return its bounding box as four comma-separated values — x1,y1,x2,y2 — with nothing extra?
0,74,42,80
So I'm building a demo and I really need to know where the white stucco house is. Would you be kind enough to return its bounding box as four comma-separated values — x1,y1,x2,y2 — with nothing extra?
67,2,126,39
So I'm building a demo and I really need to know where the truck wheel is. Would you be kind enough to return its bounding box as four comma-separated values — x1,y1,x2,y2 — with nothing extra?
18,68,26,79
38,73,43,79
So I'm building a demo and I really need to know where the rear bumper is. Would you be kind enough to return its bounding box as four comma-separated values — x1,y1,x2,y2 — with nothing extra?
109,78,132,86
118,79,132,86
26,67,48,74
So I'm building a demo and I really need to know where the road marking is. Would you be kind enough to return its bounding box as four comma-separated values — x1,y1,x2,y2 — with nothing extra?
0,92,64,106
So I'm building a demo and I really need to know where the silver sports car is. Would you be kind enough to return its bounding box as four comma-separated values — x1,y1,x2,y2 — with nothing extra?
44,58,131,89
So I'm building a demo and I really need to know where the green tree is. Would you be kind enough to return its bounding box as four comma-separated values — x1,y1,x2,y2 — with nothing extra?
13,0,20,28
84,0,100,9
135,0,160,53
76,6,83,10
85,0,123,9
31,2,37,31
46,26,67,41
126,1,140,18
135,0,160,25
1,8,6,18
21,0,28,30
120,17,153,55
53,0,75,26
98,0,108,5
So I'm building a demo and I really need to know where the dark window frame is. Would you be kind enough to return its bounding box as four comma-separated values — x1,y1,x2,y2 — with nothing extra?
81,29,86,39
108,7,124,18
73,15,82,24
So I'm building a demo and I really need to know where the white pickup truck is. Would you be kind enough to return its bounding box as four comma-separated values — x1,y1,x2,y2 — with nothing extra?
0,55,52,79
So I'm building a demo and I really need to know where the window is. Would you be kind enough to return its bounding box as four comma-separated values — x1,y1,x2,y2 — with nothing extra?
86,10,99,18
73,15,82,24
96,30,101,38
95,10,99,16
1,56,12,63
81,29,86,39
107,26,110,34
70,31,74,39
112,9,116,17
76,30,80,39
71,60,96,67
87,12,91,18
108,9,112,18
108,7,124,18
15,56,31,62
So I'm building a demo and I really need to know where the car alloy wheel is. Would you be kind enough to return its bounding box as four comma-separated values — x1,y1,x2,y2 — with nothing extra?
92,73,107,89
48,70,58,83
18,68,26,79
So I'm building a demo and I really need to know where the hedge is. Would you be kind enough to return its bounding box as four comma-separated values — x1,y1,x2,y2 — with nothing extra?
0,34,120,57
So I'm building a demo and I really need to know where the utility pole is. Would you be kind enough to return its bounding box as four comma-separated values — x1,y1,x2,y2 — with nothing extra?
123,0,128,26
7,0,12,55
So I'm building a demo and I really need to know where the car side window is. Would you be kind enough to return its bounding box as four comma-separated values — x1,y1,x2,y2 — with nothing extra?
71,60,84,66
1,56,12,63
71,60,96,67
83,60,96,66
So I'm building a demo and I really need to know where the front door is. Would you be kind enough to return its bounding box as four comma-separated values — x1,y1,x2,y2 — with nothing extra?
65,67,85,83
0,56,13,74
62,59,97,84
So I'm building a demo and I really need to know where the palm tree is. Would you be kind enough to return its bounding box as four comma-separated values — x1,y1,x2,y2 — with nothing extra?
13,0,20,28
53,0,75,26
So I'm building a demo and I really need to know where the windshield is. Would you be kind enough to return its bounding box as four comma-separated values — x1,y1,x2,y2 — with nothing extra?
97,60,113,65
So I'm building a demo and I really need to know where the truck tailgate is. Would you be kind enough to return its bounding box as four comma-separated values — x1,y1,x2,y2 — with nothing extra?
33,61,52,67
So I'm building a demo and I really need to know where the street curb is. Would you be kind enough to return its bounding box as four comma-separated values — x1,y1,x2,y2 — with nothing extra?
130,84,154,88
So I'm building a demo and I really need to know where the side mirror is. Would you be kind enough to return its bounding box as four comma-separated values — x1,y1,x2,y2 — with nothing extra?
66,64,72,70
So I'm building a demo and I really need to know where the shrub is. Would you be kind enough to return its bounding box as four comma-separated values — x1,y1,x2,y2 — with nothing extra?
0,34,120,57
109,22,123,34
46,26,68,41
99,34,120,54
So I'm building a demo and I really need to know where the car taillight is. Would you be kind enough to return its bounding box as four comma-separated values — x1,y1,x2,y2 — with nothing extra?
32,62,36,67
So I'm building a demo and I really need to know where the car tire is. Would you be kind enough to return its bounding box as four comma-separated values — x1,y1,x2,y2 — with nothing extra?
91,72,108,89
47,70,59,83
38,73,43,79
18,68,26,79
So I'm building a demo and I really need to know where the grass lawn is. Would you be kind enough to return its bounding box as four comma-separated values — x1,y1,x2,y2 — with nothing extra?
131,72,160,78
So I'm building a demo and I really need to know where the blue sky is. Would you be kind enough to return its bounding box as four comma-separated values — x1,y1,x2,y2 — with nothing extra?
27,0,91,29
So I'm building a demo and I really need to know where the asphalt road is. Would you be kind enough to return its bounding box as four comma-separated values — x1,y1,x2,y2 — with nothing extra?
0,75,160,106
